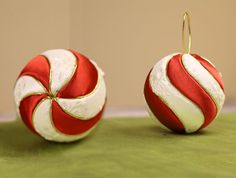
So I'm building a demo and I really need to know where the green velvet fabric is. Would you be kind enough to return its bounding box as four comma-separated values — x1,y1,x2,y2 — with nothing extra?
0,113,235,178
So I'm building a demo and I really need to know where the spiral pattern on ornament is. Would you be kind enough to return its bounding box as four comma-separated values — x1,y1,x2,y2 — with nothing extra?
144,53,225,133
14,49,106,142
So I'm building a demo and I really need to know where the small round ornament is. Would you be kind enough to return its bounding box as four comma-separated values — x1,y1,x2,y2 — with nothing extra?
14,49,106,142
144,12,225,133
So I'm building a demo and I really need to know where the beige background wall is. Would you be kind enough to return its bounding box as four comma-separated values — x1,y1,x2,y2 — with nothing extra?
0,0,70,113
0,0,235,113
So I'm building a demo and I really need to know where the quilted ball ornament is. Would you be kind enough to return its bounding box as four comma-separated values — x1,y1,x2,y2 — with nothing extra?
144,13,225,133
144,53,225,133
14,49,106,142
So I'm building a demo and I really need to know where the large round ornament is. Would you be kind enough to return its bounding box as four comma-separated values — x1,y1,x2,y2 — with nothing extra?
14,49,106,142
144,53,225,133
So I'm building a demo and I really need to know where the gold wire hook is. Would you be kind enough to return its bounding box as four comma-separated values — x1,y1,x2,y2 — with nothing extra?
182,12,192,54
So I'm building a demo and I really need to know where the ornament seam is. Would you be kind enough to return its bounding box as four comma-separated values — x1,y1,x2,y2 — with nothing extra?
149,55,189,132
28,96,47,136
50,100,99,137
199,60,224,92
56,49,78,96
41,52,77,97
64,49,100,99
147,73,185,132
181,56,220,114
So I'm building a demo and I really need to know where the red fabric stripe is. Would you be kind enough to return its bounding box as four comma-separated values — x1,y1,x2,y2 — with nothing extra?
57,50,98,98
19,94,47,134
191,54,224,91
19,55,50,90
167,54,217,129
144,71,185,133
51,100,105,135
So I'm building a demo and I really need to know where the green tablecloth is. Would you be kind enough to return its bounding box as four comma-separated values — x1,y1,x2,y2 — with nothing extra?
0,113,235,178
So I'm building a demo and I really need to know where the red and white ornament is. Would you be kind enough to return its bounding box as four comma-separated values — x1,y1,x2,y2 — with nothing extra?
144,53,225,133
14,49,106,142
144,13,225,133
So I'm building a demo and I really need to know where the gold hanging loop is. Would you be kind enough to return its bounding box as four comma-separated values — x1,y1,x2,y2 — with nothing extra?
182,12,192,54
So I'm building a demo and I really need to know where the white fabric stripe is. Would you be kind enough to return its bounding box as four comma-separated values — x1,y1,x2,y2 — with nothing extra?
14,75,46,108
42,49,77,95
182,54,225,115
149,53,204,133
57,71,106,120
33,99,96,142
